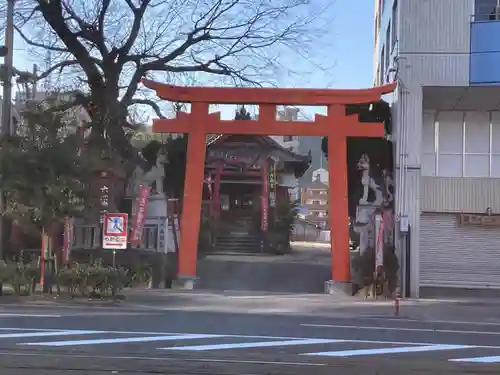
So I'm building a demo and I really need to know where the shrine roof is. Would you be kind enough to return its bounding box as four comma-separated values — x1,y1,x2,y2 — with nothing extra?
206,134,310,163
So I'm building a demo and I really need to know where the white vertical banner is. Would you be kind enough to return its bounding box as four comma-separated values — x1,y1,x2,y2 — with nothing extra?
374,213,384,268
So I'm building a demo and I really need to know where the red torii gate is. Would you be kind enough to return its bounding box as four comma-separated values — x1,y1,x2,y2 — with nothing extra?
142,79,396,290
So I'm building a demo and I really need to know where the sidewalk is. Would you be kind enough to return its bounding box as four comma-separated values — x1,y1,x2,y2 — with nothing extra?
120,288,500,323
2,284,499,324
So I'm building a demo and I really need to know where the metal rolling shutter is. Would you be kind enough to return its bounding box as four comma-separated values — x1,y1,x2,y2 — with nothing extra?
420,213,500,289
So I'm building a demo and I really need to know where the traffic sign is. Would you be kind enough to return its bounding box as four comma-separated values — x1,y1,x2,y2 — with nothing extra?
103,213,128,249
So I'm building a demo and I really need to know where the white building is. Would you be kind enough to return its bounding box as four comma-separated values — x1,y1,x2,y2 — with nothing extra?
270,107,301,153
311,168,329,185
374,0,500,297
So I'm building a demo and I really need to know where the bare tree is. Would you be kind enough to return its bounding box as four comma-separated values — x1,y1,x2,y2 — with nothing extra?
12,0,332,159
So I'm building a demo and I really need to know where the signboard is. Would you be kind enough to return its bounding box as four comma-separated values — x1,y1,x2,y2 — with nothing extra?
130,185,151,246
375,214,384,268
103,213,128,249
62,217,74,264
261,164,269,231
268,162,276,208
459,213,500,227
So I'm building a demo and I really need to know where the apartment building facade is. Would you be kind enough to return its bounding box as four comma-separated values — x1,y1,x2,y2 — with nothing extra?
374,0,500,297
300,173,329,229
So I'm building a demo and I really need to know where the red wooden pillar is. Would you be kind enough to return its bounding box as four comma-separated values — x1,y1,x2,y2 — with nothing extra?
177,103,208,282
328,127,350,282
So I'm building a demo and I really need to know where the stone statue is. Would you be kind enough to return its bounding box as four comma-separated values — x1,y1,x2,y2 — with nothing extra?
357,153,384,206
129,142,167,197
382,169,394,207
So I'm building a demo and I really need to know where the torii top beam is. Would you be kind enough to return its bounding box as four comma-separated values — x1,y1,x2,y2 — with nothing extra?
141,79,397,106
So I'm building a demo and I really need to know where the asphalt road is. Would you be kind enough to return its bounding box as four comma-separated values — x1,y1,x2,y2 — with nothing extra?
0,302,499,374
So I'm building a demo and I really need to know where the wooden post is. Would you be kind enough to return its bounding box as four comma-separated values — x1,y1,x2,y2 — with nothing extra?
176,103,208,283
328,130,350,282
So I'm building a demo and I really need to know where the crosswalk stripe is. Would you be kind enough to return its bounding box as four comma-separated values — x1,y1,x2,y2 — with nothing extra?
162,338,343,351
303,344,473,357
0,330,102,339
21,333,225,347
450,356,500,363
0,314,61,318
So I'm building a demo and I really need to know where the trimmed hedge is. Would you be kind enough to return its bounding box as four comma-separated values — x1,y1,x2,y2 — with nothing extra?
0,259,152,298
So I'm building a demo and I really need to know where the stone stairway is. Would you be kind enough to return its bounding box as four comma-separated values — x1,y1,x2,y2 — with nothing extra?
213,232,262,254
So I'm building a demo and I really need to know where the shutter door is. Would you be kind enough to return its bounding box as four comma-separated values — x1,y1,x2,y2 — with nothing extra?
420,213,500,289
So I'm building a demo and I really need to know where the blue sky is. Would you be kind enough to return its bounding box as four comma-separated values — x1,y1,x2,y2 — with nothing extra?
9,0,375,92
305,0,375,90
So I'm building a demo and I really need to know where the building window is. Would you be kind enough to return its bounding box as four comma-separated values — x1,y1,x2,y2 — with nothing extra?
74,225,99,248
283,135,294,142
391,0,398,50
475,0,500,20
422,110,500,178
319,191,327,195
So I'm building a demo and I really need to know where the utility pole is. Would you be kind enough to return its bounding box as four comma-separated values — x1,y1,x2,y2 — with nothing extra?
2,0,15,137
0,0,15,295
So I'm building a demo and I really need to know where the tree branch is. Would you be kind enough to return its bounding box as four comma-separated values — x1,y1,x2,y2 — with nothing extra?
14,25,68,53
118,0,152,58
36,59,98,81
130,98,166,119
36,1,105,90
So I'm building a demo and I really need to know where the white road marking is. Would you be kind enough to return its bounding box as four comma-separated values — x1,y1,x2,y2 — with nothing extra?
451,355,500,363
0,327,301,339
0,314,61,318
363,317,500,327
301,323,500,336
304,344,473,357
162,338,343,351
0,351,325,366
21,333,225,347
0,330,102,339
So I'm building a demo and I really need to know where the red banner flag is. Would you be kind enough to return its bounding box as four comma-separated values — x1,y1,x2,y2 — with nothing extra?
130,184,151,246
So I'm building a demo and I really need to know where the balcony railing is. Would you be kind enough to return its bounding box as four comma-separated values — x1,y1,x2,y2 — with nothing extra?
470,13,500,85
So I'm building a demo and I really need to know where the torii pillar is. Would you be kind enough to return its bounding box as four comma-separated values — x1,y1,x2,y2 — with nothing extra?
143,79,396,293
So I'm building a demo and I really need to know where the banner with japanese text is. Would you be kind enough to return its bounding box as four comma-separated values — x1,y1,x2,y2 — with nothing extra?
261,164,269,231
63,217,74,265
130,184,151,247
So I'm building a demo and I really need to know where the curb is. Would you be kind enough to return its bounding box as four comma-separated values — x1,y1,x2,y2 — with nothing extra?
0,296,124,308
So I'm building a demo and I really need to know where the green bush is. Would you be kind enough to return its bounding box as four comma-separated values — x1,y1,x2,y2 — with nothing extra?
1,259,134,299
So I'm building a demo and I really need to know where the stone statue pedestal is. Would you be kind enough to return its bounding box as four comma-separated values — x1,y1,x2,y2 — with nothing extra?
147,194,167,217
354,203,379,256
355,203,378,225
143,193,183,289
